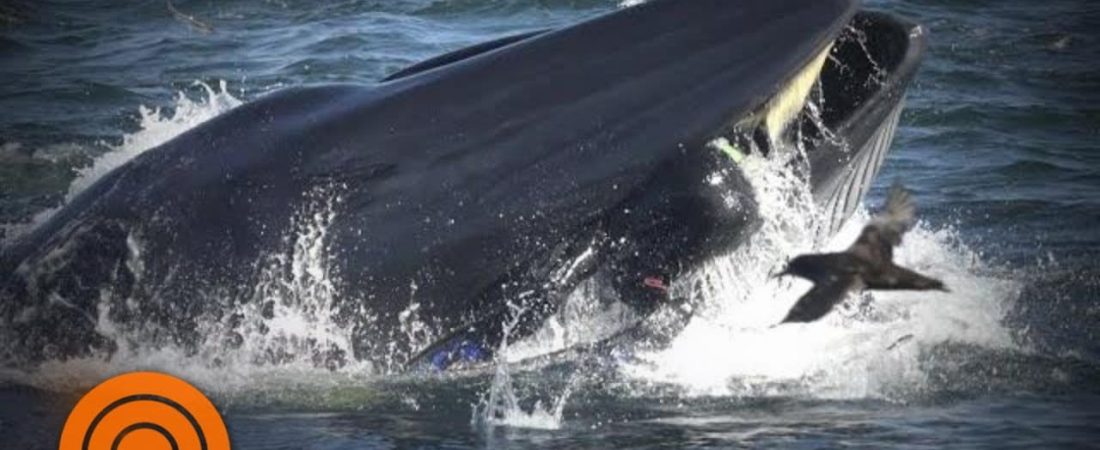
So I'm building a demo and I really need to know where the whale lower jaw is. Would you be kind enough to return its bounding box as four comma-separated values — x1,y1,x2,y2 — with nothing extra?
820,100,904,235
807,11,927,234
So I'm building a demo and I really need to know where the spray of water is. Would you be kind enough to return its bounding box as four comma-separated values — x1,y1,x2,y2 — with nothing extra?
6,181,375,395
621,148,1018,400
208,183,363,371
2,81,242,243
68,81,242,201
474,302,581,431
0,82,380,395
474,363,577,430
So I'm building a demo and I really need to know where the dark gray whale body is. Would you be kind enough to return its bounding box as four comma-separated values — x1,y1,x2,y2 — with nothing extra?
0,0,925,370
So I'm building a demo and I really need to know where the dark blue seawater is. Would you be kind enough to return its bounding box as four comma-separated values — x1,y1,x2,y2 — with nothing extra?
1,0,1098,448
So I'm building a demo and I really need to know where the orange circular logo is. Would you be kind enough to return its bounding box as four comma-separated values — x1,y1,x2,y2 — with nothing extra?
59,372,230,450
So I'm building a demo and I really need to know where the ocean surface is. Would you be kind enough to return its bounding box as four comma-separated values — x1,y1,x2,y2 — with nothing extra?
1,0,1099,448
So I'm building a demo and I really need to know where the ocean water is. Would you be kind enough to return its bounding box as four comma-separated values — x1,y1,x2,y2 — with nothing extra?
1,0,1098,448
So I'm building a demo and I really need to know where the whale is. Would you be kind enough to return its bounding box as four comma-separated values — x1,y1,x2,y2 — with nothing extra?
0,0,925,371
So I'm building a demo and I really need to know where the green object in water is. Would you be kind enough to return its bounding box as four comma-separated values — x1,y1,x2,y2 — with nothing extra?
710,137,746,164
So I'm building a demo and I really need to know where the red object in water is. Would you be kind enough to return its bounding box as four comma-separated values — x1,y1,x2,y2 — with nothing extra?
643,276,669,292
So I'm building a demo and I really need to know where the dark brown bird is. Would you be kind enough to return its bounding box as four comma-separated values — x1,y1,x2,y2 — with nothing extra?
776,184,947,324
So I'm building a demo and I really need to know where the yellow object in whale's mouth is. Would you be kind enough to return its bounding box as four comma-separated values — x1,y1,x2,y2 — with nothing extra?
711,43,833,162
761,43,832,145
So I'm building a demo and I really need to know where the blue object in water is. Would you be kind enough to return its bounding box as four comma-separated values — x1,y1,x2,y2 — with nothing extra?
429,338,491,371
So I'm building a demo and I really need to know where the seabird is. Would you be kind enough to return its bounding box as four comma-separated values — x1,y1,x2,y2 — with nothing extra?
776,183,947,324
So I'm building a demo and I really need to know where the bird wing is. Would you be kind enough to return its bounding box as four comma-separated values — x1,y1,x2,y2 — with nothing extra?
849,183,915,264
780,273,859,323
864,264,946,291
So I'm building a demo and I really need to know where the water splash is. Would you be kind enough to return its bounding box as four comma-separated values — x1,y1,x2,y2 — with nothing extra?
0,85,378,394
67,81,242,202
620,146,1019,400
213,183,362,372
499,271,637,363
473,360,577,431
3,182,372,393
473,302,579,431
1,81,242,243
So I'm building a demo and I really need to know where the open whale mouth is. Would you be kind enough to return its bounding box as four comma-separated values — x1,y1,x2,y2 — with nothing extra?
804,12,926,233
809,12,928,233
713,11,926,233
